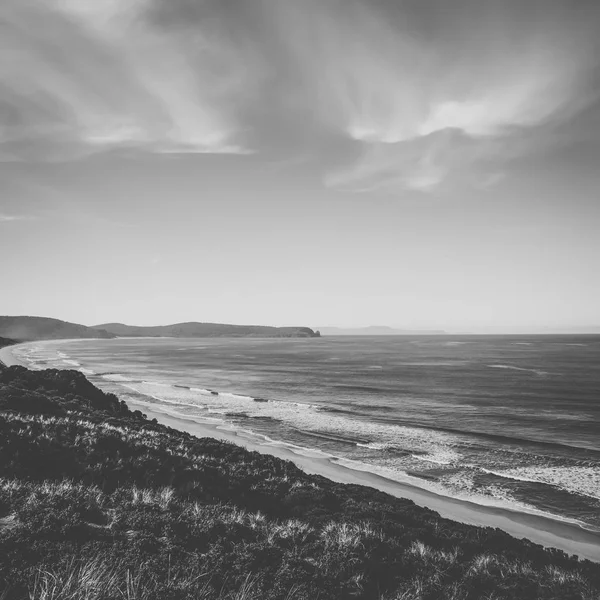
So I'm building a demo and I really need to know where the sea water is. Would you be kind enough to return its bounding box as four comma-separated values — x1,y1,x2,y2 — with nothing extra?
14,335,600,531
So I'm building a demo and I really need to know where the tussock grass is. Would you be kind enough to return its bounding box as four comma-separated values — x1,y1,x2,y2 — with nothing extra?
544,564,587,584
28,558,262,600
321,522,367,551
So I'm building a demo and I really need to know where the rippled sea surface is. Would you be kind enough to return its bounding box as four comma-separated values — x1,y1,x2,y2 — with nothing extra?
15,335,600,530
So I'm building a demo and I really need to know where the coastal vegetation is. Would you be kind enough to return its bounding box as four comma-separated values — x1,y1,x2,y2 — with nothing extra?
1,364,599,599
0,337,16,350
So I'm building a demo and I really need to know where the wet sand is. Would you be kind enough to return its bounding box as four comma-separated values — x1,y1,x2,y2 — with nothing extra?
0,339,81,367
0,344,22,367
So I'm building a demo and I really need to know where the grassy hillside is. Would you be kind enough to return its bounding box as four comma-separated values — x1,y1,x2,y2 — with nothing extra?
0,316,115,342
1,365,599,599
95,322,320,338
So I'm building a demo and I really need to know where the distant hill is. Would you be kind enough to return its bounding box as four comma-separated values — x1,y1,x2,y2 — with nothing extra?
318,326,446,336
0,317,115,342
95,322,321,338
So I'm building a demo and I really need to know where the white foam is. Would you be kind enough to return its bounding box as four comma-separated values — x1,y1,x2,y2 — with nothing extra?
484,466,600,500
442,471,554,516
121,384,205,410
216,425,330,459
101,374,135,382
11,346,43,369
398,361,468,367
62,359,81,367
112,379,462,472
357,442,397,450
219,392,255,401
332,458,589,526
487,364,549,376
411,450,460,466
125,397,224,425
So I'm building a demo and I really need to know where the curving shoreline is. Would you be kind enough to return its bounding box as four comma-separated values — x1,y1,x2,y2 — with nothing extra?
0,345,19,368
3,340,600,562
0,339,86,367
121,397,600,563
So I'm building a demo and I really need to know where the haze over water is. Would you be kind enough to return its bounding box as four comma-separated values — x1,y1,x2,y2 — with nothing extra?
14,335,600,531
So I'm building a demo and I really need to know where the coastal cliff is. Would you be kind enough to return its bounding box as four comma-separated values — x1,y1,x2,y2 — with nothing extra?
1,364,599,599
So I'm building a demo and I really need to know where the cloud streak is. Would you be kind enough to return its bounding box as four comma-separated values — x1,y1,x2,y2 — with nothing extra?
0,213,30,222
0,0,260,159
273,0,599,191
1,0,599,190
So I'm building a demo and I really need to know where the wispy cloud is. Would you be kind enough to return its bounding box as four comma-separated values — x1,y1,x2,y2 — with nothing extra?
271,0,600,192
0,213,31,223
1,0,599,190
0,0,261,160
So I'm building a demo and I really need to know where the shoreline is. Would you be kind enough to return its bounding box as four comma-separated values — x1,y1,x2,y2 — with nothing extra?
0,344,22,367
3,340,600,562
127,398,600,563
0,339,84,368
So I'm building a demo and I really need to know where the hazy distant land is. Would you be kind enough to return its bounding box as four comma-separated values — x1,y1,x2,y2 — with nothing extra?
318,326,446,335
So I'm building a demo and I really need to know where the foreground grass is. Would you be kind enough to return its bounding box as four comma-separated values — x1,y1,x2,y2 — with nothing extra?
1,366,599,599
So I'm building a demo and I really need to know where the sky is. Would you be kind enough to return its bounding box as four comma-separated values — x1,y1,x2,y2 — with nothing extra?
1,0,600,332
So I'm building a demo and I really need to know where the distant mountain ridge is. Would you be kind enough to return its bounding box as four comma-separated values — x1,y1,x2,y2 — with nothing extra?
0,317,115,342
318,326,446,336
0,316,320,341
95,322,320,338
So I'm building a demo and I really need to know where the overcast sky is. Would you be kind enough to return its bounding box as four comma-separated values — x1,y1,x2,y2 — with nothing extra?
1,0,599,332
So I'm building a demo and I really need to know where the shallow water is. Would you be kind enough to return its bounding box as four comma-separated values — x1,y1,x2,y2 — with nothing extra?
14,335,600,530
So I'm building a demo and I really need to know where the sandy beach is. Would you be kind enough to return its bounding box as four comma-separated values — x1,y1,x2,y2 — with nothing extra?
0,340,77,367
125,397,600,563
0,344,22,367
2,340,600,563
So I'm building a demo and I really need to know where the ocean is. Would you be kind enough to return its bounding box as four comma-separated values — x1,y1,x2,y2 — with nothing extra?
13,335,600,531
